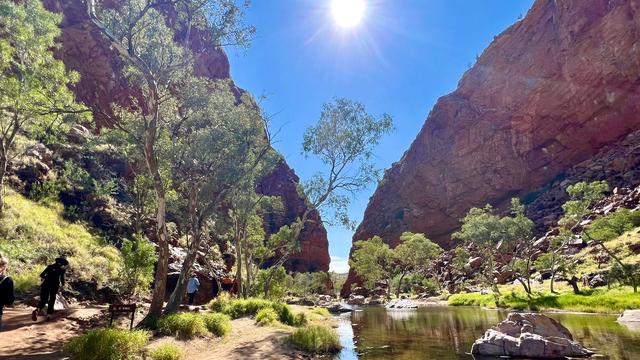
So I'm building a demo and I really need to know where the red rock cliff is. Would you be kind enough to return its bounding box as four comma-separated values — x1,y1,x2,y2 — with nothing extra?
343,0,640,295
42,0,330,274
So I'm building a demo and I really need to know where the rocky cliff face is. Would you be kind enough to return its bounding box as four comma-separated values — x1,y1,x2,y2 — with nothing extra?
43,0,329,274
258,160,330,273
343,0,640,296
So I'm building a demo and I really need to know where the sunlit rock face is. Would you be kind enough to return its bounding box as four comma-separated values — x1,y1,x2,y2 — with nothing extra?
343,0,640,296
43,0,330,274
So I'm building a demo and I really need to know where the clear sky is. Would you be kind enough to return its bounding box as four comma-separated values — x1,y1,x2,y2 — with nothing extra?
228,0,535,273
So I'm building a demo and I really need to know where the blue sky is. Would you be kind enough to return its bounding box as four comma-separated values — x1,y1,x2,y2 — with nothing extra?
228,0,534,273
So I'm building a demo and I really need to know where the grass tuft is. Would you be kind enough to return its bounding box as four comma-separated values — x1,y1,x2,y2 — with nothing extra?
64,328,149,360
202,312,231,336
207,296,305,326
157,313,207,340
289,325,341,354
255,308,279,326
148,343,184,360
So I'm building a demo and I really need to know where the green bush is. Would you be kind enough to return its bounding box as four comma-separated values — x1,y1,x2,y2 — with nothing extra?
12,266,41,295
289,325,341,354
157,313,207,340
117,234,157,297
255,308,279,326
64,328,149,360
148,343,184,360
207,296,304,326
202,313,231,336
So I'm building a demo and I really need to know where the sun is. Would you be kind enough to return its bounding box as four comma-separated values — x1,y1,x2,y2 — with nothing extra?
331,0,365,28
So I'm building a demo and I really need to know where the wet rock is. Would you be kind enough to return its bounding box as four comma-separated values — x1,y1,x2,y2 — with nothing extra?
471,313,593,358
385,299,418,309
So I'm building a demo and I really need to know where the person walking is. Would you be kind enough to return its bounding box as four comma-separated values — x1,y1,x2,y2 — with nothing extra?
187,272,200,306
0,254,15,330
32,257,68,322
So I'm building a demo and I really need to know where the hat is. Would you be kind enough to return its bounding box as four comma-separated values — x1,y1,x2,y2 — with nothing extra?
55,257,69,266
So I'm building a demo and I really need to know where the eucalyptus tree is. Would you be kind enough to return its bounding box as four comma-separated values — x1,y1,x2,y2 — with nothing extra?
263,98,393,292
84,0,254,317
0,0,88,215
393,232,443,297
349,236,394,296
163,79,274,313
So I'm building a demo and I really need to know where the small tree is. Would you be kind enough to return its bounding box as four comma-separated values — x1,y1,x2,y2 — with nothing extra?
0,0,88,214
453,205,504,304
349,236,394,297
502,199,535,297
584,209,640,292
392,232,443,297
556,181,609,294
264,98,393,291
533,233,568,294
118,234,157,297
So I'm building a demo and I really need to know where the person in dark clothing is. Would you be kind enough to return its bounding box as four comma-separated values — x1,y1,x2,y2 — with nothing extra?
32,257,68,322
0,254,15,330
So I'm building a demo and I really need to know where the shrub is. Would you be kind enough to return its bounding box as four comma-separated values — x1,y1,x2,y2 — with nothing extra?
207,297,304,326
117,234,157,297
148,343,184,360
202,313,231,336
64,328,149,360
157,313,207,340
255,308,279,326
207,292,231,313
289,325,341,354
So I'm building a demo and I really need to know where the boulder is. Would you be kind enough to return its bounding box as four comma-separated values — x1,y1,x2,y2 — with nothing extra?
617,310,640,331
347,295,366,305
471,313,593,358
385,299,418,310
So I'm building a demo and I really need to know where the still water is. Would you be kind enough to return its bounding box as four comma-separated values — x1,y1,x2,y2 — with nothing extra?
333,306,640,360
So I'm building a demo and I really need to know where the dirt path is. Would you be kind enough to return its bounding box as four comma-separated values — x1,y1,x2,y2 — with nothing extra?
1,306,311,360
0,305,105,360
149,318,307,360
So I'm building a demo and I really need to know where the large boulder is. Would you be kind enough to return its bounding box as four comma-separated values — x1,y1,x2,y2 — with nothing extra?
618,310,640,331
471,313,593,358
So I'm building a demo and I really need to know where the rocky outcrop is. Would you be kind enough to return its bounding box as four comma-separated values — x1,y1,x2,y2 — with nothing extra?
618,310,640,331
257,160,330,273
41,1,329,275
471,313,593,358
343,0,640,296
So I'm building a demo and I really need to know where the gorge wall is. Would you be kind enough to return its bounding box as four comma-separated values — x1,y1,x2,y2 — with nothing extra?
43,0,330,274
343,0,640,295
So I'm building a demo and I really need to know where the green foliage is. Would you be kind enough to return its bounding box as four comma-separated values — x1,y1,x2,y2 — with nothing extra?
302,98,393,228
349,236,393,290
0,0,88,191
585,209,640,242
255,307,279,326
157,313,207,340
290,272,330,296
560,181,609,228
202,313,231,336
252,266,290,299
206,296,303,326
117,234,157,297
395,232,443,276
64,328,150,360
448,287,640,313
0,191,122,294
289,325,342,354
148,343,184,360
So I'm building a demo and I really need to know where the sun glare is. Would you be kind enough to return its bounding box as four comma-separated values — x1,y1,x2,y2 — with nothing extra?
331,0,365,28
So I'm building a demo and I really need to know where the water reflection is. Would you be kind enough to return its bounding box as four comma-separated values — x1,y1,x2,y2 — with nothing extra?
334,306,640,360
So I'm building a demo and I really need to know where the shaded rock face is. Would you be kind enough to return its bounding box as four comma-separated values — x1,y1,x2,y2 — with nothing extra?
343,0,640,296
471,313,593,358
42,1,329,275
257,160,330,273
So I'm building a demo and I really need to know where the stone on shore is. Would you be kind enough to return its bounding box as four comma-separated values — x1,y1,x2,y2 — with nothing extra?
385,299,418,309
618,310,640,331
471,313,593,358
